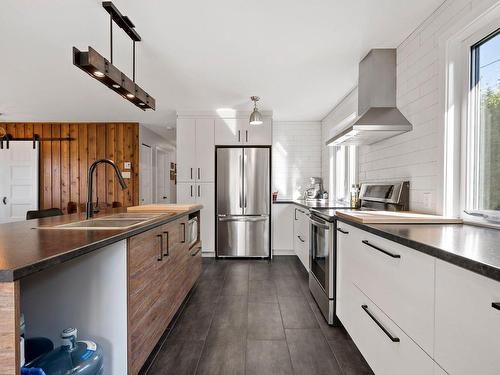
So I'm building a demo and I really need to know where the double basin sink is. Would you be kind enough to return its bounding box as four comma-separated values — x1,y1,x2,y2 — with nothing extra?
39,212,170,230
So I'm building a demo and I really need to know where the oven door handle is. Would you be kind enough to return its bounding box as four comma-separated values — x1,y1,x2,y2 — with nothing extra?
309,217,330,230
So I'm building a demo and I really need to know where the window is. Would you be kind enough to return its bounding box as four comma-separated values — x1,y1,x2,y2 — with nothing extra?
465,29,500,214
333,145,357,202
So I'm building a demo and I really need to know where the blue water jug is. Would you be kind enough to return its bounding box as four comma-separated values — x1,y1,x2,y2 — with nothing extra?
24,328,104,375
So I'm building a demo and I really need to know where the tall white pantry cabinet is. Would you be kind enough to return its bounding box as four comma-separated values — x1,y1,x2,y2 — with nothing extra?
176,112,272,255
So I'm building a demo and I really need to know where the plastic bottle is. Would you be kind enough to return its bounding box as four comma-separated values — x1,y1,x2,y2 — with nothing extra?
24,328,104,375
350,184,361,208
20,314,25,368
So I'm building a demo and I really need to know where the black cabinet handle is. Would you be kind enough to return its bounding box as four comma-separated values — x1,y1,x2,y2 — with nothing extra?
190,168,193,179
163,231,169,256
294,208,298,221
198,185,200,197
337,227,349,234
198,168,200,180
245,130,248,142
361,304,400,342
181,223,186,243
294,208,305,220
238,130,241,142
297,235,305,243
191,247,201,257
492,302,500,311
362,240,400,259
190,185,193,197
157,234,163,261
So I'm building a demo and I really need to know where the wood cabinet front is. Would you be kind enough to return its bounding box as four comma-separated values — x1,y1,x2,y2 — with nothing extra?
127,214,202,375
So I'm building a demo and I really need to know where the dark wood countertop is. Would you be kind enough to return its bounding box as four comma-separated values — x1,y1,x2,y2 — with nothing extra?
0,208,200,282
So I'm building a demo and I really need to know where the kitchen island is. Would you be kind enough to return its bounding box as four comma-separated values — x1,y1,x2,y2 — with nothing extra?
0,206,202,375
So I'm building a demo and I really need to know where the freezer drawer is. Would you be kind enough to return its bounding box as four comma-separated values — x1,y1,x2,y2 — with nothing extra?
217,216,269,257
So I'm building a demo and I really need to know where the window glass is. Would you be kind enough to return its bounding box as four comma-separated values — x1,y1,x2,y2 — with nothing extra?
470,30,500,212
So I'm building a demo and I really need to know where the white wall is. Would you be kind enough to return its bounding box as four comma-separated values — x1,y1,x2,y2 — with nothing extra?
273,121,322,199
323,0,499,213
139,125,177,203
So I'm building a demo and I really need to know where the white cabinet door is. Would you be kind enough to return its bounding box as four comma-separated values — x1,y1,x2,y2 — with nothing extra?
272,203,294,253
339,223,435,355
245,118,272,145
195,119,215,182
340,282,434,375
435,259,500,375
176,182,196,204
293,207,309,271
214,119,242,145
176,119,196,182
196,183,215,253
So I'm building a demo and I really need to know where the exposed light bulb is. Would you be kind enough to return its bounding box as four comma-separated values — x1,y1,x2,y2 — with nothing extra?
93,70,105,78
126,93,135,99
112,84,120,89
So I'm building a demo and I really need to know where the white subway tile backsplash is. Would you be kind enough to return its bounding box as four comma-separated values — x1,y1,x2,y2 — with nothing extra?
273,122,322,199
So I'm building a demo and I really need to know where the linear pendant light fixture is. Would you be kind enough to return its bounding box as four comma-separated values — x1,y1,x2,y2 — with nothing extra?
73,1,156,110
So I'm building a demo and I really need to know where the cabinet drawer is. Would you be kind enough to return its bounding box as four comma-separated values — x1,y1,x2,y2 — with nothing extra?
293,230,309,271
435,259,500,375
337,223,435,354
339,280,434,375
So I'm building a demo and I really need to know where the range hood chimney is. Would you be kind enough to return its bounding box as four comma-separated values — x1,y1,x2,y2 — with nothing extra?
326,49,412,146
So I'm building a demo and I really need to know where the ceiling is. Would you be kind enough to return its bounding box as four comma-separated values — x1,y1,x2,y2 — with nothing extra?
0,0,444,133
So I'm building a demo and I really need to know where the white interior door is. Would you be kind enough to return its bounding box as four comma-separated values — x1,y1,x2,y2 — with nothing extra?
140,144,153,205
156,148,171,203
0,141,39,223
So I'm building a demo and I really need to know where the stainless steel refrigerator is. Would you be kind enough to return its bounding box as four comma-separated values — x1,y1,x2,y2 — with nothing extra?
216,147,270,257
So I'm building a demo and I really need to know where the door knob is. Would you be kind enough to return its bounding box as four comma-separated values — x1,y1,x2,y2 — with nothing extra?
2,197,7,205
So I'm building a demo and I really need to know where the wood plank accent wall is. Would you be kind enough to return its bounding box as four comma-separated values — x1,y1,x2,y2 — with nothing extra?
0,123,139,213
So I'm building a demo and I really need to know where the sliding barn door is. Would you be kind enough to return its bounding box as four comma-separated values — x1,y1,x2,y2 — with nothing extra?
0,141,39,222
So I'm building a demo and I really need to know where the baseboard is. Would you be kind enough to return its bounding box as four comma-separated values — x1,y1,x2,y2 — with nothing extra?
272,249,296,256
202,251,215,257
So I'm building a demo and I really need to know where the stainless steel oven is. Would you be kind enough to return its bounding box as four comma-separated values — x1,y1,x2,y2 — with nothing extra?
308,213,336,325
308,181,410,326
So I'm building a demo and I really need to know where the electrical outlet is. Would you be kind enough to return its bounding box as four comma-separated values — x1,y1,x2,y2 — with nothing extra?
124,162,131,169
121,171,131,179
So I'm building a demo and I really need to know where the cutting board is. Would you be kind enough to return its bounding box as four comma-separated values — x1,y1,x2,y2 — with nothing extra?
335,210,463,224
127,204,203,212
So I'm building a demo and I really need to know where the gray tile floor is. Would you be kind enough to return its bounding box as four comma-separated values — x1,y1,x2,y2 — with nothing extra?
146,256,373,375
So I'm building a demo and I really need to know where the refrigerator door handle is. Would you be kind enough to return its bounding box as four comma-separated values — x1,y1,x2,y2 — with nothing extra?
243,153,247,208
239,154,243,208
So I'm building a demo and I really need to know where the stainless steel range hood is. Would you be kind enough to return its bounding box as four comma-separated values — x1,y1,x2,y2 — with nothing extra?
326,49,412,146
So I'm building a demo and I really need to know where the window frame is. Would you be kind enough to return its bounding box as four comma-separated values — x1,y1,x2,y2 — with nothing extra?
461,24,500,226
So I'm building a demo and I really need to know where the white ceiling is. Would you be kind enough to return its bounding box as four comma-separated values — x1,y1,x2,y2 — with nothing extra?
0,0,443,133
